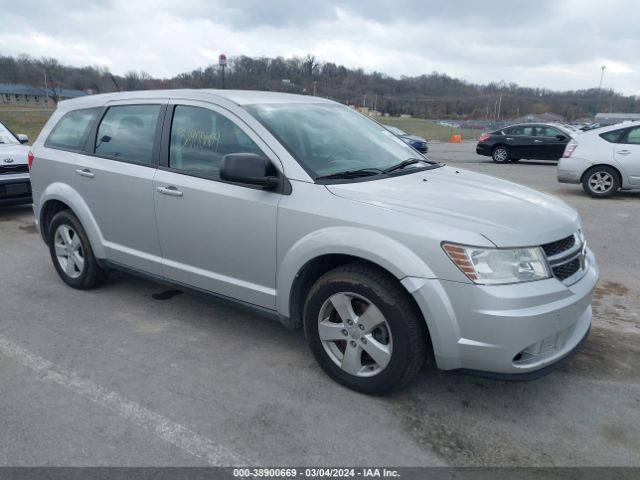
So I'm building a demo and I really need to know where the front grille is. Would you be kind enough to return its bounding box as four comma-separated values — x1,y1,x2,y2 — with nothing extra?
541,232,585,284
541,235,575,257
552,257,581,280
0,164,29,175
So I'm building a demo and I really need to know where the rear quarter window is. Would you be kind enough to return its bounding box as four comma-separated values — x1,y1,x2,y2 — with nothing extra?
45,108,101,151
599,129,624,143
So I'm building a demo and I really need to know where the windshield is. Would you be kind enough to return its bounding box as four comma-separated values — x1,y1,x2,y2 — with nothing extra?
245,103,436,179
0,122,20,145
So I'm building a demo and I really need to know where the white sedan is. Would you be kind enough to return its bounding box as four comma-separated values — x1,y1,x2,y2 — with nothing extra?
558,121,640,198
0,121,32,206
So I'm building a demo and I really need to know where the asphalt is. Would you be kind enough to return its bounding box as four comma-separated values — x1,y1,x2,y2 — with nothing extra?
0,142,638,467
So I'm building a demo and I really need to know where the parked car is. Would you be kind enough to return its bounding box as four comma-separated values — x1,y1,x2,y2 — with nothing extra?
558,121,640,198
0,120,31,205
384,125,428,153
30,90,598,393
476,123,573,163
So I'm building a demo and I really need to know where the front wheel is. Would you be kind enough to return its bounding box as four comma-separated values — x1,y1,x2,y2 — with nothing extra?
582,166,621,198
303,263,428,394
492,146,510,163
48,210,106,289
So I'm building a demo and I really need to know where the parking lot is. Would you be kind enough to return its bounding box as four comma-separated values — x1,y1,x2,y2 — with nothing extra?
0,141,639,467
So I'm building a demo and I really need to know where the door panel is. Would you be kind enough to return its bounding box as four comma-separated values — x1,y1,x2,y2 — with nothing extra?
503,127,531,158
153,170,279,307
615,127,640,184
153,102,281,308
74,157,162,273
534,126,569,159
73,101,165,274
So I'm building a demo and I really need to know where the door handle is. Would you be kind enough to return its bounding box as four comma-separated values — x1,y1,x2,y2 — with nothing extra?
533,139,543,143
157,186,183,197
75,168,95,178
505,137,513,141
618,150,631,155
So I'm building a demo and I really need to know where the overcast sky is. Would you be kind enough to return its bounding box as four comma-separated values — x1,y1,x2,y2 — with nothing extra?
0,0,637,95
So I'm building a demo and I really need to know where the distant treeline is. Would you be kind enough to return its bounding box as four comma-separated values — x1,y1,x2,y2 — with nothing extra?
1,53,638,120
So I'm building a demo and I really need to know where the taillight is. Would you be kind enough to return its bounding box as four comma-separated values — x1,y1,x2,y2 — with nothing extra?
563,141,578,158
27,151,34,169
478,133,491,143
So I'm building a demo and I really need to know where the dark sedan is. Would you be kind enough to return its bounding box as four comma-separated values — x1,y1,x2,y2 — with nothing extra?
385,125,428,153
476,123,573,163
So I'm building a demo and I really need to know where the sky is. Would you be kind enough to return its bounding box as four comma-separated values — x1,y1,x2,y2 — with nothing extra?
0,0,638,95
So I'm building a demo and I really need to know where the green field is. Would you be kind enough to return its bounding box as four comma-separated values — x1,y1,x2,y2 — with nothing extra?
378,117,479,142
0,106,54,145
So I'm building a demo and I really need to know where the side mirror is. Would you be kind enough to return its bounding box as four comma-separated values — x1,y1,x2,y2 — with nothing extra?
17,134,29,144
556,135,567,141
220,153,279,190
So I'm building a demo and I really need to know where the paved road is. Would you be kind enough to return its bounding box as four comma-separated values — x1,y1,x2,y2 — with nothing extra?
0,143,638,466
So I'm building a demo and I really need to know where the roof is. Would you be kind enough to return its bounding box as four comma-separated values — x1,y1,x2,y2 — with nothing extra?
0,83,87,98
55,88,335,112
595,113,640,120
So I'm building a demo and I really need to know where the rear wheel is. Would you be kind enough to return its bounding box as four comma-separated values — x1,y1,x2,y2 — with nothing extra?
303,263,428,394
48,210,106,289
582,166,620,198
492,146,510,163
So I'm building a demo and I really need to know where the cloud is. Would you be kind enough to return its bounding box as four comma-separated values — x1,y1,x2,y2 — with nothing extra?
0,0,637,95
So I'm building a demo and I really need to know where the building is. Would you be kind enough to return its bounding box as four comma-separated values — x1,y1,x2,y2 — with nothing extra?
0,83,88,105
514,112,564,124
594,113,640,126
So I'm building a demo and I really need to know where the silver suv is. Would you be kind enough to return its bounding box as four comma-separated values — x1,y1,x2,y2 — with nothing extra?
30,90,599,393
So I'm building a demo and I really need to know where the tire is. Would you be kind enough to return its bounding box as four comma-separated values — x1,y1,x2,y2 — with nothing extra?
492,146,510,163
48,210,106,289
303,263,428,394
582,165,621,198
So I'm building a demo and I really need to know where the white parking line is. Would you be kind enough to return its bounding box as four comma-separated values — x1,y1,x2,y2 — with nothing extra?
0,336,248,466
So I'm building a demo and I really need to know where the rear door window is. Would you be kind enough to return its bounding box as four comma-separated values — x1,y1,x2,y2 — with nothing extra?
168,105,263,180
95,105,161,165
624,127,640,145
46,108,101,151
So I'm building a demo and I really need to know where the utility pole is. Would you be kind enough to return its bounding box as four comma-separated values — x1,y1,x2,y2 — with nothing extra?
43,69,49,108
313,81,317,96
496,94,502,121
598,65,606,90
218,53,227,89
373,94,378,114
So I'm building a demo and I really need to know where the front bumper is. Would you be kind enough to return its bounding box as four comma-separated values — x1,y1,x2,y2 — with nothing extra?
408,248,598,377
0,174,32,205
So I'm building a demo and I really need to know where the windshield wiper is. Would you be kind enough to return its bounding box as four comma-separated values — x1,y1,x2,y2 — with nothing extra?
383,157,442,174
315,168,383,181
382,158,425,173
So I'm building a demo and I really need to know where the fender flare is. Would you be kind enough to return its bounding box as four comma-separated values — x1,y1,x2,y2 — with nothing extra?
276,226,436,317
39,182,106,258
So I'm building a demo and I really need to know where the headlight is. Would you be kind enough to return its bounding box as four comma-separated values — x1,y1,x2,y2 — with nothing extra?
443,243,551,285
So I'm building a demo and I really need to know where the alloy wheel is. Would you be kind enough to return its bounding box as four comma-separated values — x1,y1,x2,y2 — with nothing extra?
588,171,614,193
317,292,393,377
53,225,85,279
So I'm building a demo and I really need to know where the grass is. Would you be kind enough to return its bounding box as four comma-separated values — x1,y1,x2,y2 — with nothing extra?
0,105,54,145
378,116,480,142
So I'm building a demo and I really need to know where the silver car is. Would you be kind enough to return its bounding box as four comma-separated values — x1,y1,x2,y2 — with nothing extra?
0,120,31,206
29,90,598,393
558,121,640,197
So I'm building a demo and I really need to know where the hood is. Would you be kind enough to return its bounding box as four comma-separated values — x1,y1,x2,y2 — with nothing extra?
0,144,30,166
402,134,427,143
326,166,580,247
